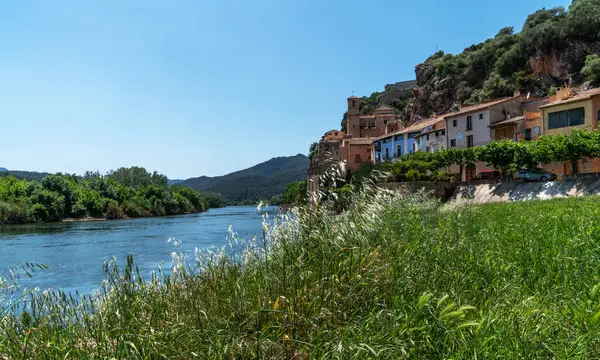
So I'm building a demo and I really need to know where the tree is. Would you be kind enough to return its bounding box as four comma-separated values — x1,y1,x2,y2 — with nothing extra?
581,54,600,86
445,148,477,182
477,140,519,177
537,130,596,174
481,73,514,100
283,181,307,206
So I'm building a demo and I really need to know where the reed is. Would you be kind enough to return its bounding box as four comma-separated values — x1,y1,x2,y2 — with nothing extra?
2,178,600,358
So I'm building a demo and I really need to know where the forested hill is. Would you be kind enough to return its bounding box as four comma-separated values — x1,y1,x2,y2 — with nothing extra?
0,169,53,181
180,154,309,205
343,0,600,128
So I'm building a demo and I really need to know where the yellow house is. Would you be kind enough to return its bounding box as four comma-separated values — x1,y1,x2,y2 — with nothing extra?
540,87,600,135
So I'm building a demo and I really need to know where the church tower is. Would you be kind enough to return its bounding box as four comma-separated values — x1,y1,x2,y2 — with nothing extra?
346,96,361,137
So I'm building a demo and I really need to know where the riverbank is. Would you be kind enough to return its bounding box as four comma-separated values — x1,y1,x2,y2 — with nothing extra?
2,186,600,358
61,216,107,222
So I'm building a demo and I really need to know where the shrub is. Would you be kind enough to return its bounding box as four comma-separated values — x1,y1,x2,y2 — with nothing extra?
105,200,125,219
581,54,600,86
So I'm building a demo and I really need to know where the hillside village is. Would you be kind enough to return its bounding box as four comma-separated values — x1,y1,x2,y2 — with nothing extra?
308,84,600,192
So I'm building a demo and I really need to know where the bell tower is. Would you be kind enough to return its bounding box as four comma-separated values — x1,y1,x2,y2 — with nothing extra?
346,96,361,137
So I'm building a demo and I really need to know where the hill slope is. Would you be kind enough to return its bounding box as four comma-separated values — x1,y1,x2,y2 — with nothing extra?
342,0,600,128
0,170,53,181
180,154,309,204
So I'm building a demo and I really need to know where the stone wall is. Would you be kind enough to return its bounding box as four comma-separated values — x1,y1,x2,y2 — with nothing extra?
378,181,457,201
450,178,600,204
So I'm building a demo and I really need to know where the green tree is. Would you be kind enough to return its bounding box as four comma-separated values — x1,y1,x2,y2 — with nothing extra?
477,140,519,177
581,54,600,86
283,181,307,206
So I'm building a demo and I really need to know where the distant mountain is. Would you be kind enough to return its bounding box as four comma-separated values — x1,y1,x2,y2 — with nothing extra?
0,170,53,181
0,167,7,172
167,179,184,186
180,154,309,204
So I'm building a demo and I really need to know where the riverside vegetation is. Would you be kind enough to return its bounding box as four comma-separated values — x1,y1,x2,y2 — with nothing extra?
2,171,600,358
374,128,600,182
0,166,224,225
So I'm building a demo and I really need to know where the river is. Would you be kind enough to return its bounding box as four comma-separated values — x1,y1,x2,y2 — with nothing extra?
0,206,277,295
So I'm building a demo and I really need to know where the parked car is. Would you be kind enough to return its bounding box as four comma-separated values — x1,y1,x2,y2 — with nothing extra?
516,168,557,182
473,170,502,180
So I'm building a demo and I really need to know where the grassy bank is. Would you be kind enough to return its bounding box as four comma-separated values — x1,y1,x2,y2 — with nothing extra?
2,184,600,358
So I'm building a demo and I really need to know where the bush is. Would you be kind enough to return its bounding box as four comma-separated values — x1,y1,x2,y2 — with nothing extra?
104,200,125,220
581,54,600,86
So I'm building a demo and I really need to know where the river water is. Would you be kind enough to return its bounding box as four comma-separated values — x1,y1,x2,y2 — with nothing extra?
0,206,276,295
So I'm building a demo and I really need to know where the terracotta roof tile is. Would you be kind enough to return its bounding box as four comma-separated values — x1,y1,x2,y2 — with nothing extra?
539,88,600,109
488,115,525,128
444,96,518,118
373,115,446,140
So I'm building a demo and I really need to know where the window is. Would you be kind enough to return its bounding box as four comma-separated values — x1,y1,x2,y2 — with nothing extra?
466,116,473,131
442,130,445,136
335,132,338,136
355,154,361,163
396,144,401,157
534,126,540,136
435,131,439,137
383,138,387,143
548,107,585,129
467,135,474,148
524,129,532,141
426,134,430,141
479,113,484,120
367,147,371,153
450,139,456,147
453,119,457,127
384,148,389,160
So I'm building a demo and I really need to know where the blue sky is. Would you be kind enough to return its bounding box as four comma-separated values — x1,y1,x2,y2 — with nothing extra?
0,0,569,178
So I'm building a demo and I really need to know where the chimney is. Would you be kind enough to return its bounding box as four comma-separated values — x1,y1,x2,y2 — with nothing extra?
514,89,521,97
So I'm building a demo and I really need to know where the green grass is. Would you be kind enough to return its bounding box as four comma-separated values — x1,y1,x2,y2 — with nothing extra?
2,185,600,358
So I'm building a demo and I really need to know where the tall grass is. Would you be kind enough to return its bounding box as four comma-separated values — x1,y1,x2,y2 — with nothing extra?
2,177,600,358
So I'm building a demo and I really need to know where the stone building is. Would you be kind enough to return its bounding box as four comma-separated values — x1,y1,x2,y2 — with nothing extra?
346,96,402,139
308,95,404,194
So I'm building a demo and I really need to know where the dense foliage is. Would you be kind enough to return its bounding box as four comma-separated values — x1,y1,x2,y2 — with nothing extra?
383,128,600,181
582,54,600,86
0,170,54,182
282,180,307,205
0,167,212,225
341,0,600,124
181,154,309,205
4,180,600,357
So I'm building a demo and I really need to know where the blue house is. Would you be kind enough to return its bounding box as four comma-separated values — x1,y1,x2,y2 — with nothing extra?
372,121,429,163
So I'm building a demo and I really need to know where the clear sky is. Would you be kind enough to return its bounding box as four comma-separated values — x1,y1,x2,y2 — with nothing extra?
0,0,570,179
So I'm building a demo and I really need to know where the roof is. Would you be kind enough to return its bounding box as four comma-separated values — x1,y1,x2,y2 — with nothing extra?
539,88,600,109
444,96,518,118
373,115,446,141
348,95,359,99
488,115,525,128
